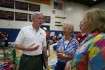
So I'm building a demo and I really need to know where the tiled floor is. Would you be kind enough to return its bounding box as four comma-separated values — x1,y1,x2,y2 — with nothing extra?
48,47,57,60
48,46,57,70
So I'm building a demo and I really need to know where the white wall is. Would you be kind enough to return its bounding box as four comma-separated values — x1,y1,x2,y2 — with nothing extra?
64,1,105,31
45,0,65,31
64,2,89,31
0,0,65,31
0,0,34,29
0,0,105,31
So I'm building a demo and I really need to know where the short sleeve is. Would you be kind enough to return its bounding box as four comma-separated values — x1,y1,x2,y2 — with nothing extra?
42,31,47,47
15,28,25,45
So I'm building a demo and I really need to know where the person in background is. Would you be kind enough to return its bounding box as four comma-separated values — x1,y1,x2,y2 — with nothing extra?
15,12,47,70
75,22,87,44
58,33,63,40
43,27,50,57
3,32,8,47
55,22,79,70
52,35,59,44
52,35,59,51
65,8,105,70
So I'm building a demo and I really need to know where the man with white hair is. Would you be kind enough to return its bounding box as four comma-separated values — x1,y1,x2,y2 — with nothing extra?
15,12,47,70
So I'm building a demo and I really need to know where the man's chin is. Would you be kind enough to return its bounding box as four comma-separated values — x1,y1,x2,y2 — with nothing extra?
40,23,42,25
39,24,42,27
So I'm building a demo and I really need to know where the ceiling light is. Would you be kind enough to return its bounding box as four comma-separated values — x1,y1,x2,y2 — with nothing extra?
93,0,97,1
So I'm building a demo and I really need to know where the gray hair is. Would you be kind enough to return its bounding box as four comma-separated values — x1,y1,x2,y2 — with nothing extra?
62,21,74,34
31,12,43,20
85,8,105,33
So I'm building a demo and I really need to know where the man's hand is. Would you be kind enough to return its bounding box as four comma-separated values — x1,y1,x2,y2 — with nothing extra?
45,60,48,69
47,53,50,57
47,50,50,57
26,43,39,51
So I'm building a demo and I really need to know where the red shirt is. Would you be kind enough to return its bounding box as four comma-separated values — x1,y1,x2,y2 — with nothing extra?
45,31,50,40
75,32,87,44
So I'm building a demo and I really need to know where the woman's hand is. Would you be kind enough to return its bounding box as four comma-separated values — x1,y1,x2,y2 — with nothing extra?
57,53,65,58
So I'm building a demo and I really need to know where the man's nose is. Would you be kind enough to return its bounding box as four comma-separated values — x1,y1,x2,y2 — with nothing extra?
41,19,43,22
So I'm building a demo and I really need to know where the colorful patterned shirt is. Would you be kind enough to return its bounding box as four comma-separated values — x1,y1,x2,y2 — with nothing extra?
72,32,105,70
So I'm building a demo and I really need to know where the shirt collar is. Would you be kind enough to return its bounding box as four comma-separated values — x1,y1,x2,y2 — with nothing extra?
29,25,41,31
81,32,101,44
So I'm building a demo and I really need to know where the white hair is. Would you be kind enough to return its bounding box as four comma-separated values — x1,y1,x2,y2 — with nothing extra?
31,12,43,20
62,21,74,33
